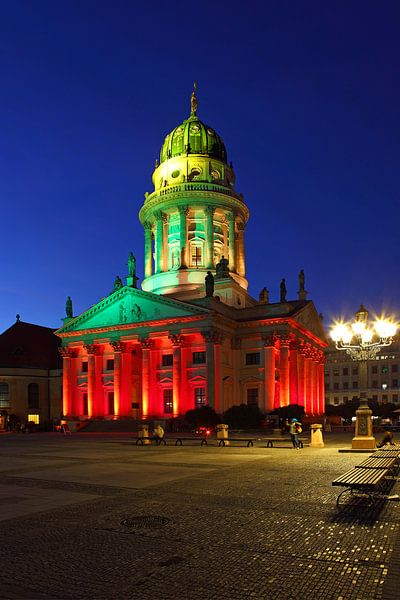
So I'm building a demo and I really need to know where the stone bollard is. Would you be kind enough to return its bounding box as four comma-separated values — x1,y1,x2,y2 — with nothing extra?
310,423,324,448
216,423,229,446
139,424,150,445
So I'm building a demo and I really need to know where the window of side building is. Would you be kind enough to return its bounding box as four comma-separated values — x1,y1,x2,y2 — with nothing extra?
371,365,378,374
245,352,260,366
0,383,10,409
82,361,88,373
392,364,398,373
247,388,259,407
106,359,114,371
162,354,173,367
83,393,88,415
193,351,206,365
163,389,173,414
342,367,348,376
27,383,39,409
194,387,206,409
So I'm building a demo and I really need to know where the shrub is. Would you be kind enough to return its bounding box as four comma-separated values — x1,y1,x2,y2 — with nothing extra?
223,404,265,429
184,406,220,428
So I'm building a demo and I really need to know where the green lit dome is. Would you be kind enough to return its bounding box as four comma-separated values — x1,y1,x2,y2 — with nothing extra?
159,88,227,165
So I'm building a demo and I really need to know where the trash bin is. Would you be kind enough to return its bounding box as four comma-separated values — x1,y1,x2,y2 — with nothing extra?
139,424,150,445
310,423,324,448
216,423,229,446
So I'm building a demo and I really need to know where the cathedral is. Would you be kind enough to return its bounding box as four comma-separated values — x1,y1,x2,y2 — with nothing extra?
56,89,327,422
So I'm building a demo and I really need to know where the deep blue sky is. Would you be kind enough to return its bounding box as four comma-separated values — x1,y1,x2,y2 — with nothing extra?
1,0,399,333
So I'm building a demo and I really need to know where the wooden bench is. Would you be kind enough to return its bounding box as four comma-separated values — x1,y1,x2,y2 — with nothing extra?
174,437,208,446
332,466,394,506
218,438,255,447
133,437,166,446
356,456,398,476
265,438,305,448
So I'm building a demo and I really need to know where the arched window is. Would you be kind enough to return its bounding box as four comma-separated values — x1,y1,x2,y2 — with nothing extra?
28,383,39,409
0,383,9,408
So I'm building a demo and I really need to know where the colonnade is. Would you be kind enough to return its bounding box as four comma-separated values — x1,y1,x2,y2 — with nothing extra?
263,335,325,415
142,207,246,277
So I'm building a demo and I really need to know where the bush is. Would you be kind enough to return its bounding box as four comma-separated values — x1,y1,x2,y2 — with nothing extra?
272,404,305,423
184,406,220,428
223,404,265,429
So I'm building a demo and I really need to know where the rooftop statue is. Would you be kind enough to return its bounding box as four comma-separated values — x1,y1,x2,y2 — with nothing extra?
280,278,287,303
205,271,214,297
128,252,136,277
215,255,229,279
298,269,308,300
113,275,123,292
66,296,73,318
258,287,269,304
190,82,198,116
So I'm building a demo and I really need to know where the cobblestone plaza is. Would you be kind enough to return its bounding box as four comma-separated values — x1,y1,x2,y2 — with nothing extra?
0,433,399,599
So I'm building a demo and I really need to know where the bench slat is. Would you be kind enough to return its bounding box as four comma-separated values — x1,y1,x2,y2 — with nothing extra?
332,467,388,488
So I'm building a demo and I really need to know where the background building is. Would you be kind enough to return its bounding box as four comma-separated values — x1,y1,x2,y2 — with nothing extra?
56,90,327,422
324,338,400,406
0,317,62,428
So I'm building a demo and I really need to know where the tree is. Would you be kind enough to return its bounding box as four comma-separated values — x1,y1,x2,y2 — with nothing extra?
184,406,220,428
223,404,265,429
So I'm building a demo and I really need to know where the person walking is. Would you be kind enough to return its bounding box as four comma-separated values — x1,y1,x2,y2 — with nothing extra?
289,418,302,449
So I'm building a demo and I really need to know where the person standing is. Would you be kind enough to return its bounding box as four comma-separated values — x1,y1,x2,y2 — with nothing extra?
289,418,302,449
153,424,165,445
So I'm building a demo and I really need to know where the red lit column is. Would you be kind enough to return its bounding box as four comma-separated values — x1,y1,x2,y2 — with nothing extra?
84,344,97,418
289,339,299,406
263,336,276,412
311,351,319,416
202,330,223,412
144,221,153,278
278,336,291,407
140,339,153,419
205,206,215,269
94,346,104,417
111,341,123,417
318,351,325,415
59,347,75,417
297,344,306,408
305,346,313,414
170,334,184,417
121,344,132,417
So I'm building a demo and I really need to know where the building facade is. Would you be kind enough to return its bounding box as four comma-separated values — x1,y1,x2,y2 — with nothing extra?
0,318,62,427
324,338,400,406
56,90,327,421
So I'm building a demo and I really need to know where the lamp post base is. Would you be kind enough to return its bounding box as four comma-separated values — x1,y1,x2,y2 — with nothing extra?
351,435,376,450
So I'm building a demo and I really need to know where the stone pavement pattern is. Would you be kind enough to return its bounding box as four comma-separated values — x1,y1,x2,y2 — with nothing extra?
0,433,399,600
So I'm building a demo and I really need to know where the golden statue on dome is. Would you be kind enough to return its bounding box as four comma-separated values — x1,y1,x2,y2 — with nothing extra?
190,82,198,116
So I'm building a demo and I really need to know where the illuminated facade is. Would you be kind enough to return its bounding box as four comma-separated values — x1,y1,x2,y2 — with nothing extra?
56,90,327,421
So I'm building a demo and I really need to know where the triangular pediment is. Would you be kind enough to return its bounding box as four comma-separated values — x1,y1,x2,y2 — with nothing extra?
56,286,208,334
292,302,328,343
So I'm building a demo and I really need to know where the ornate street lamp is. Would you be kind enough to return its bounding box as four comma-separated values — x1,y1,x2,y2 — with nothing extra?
330,305,397,449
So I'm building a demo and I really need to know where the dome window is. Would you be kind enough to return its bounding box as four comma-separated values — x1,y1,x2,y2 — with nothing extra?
171,170,180,178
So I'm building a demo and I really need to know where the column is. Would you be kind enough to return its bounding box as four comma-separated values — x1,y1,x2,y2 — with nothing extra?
178,205,189,269
154,211,164,274
162,214,169,272
227,211,236,273
94,346,104,417
140,338,153,419
236,221,246,277
297,345,306,408
318,351,325,415
59,347,75,417
263,336,276,412
82,345,97,418
202,330,223,412
231,337,242,407
289,339,299,406
311,351,319,416
111,341,122,417
205,206,215,269
170,334,183,417
278,336,291,407
144,221,153,278
121,344,132,417
305,345,313,414
180,345,189,414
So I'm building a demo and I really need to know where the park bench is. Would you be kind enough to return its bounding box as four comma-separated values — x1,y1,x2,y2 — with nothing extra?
356,456,399,477
332,466,394,507
133,437,166,446
174,437,208,446
218,438,256,447
265,438,305,448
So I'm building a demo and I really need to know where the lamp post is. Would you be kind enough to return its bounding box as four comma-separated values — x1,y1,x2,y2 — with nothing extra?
330,305,397,450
